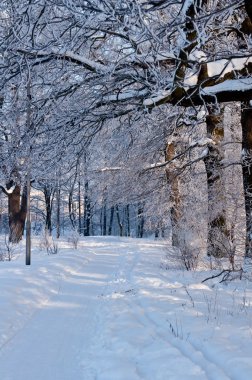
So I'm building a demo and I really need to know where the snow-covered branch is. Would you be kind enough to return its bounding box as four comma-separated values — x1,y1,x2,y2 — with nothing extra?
16,49,107,74
144,137,215,171
0,184,15,196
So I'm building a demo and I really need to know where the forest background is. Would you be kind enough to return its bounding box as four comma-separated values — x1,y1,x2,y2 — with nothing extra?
0,0,252,270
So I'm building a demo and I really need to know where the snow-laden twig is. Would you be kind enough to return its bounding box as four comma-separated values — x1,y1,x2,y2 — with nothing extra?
16,48,107,73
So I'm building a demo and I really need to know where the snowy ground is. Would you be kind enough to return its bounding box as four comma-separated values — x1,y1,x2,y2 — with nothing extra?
0,236,252,380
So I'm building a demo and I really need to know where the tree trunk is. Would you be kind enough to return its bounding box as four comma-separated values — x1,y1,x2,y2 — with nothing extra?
56,185,61,239
245,0,252,20
165,142,181,248
115,205,123,237
78,175,82,235
103,201,107,236
125,204,130,237
241,102,252,257
83,180,91,236
68,189,76,230
203,107,230,257
44,186,54,235
137,203,144,238
100,208,103,235
108,206,114,235
8,185,27,243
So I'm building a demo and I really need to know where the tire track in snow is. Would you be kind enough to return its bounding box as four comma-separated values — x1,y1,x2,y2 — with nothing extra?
80,243,144,380
131,260,230,380
1,238,245,379
103,241,228,380
79,247,124,379
89,242,208,379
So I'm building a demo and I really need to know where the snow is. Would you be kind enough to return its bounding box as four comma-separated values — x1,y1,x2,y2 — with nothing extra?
207,57,252,78
1,236,252,380
143,90,171,106
18,49,107,73
184,56,252,88
201,77,252,96
0,184,15,195
137,51,176,63
184,70,198,86
99,167,122,172
4,185,15,194
148,76,252,105
56,50,107,73
181,0,194,16
103,89,148,103
189,137,215,148
189,50,207,63
199,147,209,158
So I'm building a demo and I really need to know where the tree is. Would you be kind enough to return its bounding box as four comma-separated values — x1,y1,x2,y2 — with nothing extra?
1,0,251,261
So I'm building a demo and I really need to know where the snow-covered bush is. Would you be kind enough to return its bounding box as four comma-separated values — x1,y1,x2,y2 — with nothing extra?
0,235,16,261
39,230,59,254
47,240,59,255
68,229,80,249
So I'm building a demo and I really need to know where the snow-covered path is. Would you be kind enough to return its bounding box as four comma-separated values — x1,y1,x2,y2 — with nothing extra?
0,237,252,380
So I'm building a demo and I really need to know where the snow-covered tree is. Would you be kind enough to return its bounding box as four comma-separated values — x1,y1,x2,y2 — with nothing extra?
0,0,251,262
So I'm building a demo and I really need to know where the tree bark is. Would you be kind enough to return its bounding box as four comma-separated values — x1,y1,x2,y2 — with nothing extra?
8,184,27,243
165,142,181,248
125,204,130,237
103,201,107,236
56,185,61,239
68,188,76,230
44,186,54,235
245,0,252,21
78,174,82,235
241,102,252,257
108,206,114,235
115,204,123,237
203,107,230,257
83,180,91,236
239,3,252,258
164,0,199,249
137,203,144,238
